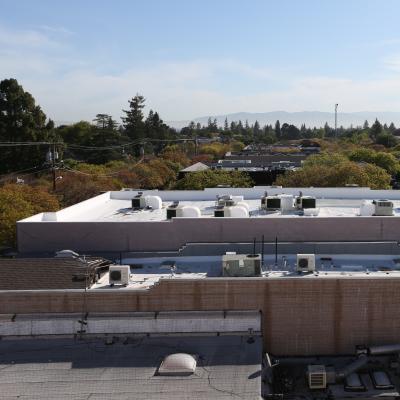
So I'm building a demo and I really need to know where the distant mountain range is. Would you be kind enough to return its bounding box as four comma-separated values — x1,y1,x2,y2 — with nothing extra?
167,111,400,130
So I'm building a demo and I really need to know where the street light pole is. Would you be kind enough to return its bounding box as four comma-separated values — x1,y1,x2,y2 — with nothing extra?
335,103,338,138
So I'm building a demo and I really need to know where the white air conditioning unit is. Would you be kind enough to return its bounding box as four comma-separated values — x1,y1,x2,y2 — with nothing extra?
307,365,327,389
109,265,130,286
297,254,316,272
373,200,393,216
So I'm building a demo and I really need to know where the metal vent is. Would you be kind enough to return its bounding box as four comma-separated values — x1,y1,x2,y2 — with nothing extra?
110,270,121,281
310,373,324,387
308,365,326,389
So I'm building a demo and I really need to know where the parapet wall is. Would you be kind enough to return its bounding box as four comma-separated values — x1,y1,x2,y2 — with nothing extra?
17,216,400,253
1,277,400,356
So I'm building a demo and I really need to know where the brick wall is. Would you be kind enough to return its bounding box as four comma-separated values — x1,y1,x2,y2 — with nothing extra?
1,277,400,356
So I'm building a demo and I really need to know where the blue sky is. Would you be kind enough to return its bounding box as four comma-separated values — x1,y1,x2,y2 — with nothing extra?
1,0,400,122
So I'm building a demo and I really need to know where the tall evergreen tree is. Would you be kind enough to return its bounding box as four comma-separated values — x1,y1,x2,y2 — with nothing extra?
370,118,383,139
121,94,146,142
224,117,229,131
275,120,281,139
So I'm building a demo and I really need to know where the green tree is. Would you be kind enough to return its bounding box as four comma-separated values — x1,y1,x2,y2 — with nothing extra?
276,160,390,189
0,79,53,173
275,120,281,139
376,132,397,148
349,148,399,174
370,118,383,139
224,117,229,131
122,94,146,143
175,169,254,190
0,184,59,247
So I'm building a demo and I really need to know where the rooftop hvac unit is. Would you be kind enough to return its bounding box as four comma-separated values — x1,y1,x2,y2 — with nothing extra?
166,201,180,219
214,205,225,217
167,203,201,219
296,195,316,210
109,265,130,286
297,254,316,272
307,365,327,390
214,205,249,218
373,200,393,216
261,196,281,210
217,194,244,207
280,194,294,212
132,192,146,209
222,253,261,277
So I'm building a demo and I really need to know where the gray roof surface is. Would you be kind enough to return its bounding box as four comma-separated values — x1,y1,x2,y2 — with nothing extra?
180,162,210,172
0,257,110,290
0,336,262,399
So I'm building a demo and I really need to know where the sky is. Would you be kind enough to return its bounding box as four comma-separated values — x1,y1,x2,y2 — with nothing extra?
2,0,400,123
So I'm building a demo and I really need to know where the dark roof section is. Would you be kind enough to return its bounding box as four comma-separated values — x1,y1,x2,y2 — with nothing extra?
0,257,111,290
0,335,262,399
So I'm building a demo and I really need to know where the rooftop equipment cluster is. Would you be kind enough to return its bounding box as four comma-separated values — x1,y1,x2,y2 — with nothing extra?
261,191,318,214
214,194,249,218
166,201,201,219
360,200,394,216
306,344,400,390
132,192,162,210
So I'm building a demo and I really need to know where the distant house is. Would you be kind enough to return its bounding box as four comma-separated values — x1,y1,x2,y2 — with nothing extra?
178,162,210,179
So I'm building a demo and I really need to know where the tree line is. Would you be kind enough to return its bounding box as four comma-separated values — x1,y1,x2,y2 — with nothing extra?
180,116,400,146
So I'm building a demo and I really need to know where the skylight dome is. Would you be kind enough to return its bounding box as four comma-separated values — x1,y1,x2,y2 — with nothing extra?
158,353,197,376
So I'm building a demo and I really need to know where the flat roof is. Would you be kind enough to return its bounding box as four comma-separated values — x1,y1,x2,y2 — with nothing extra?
24,198,400,222
0,336,262,399
90,254,400,290
19,187,400,223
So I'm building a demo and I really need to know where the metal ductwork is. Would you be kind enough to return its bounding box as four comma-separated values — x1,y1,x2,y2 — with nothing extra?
368,344,400,355
336,354,368,381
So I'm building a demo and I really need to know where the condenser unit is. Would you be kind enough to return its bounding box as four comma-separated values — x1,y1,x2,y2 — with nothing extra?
307,365,327,389
132,192,146,209
214,205,225,217
261,196,281,210
222,253,261,277
296,196,316,210
109,265,130,286
296,254,316,272
166,201,180,219
373,200,393,216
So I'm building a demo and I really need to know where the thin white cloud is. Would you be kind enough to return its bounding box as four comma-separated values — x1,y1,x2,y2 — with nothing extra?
22,66,400,122
383,54,400,72
0,26,58,48
37,25,74,36
2,25,400,122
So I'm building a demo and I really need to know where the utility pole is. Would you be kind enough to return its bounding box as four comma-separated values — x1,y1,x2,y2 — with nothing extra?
335,103,338,138
47,144,58,190
52,143,56,191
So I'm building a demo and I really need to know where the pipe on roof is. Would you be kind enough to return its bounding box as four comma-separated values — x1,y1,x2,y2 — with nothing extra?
368,344,400,355
336,354,368,381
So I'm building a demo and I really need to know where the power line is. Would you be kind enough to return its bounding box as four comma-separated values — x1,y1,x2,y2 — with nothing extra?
0,137,196,150
0,167,53,182
61,157,144,178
